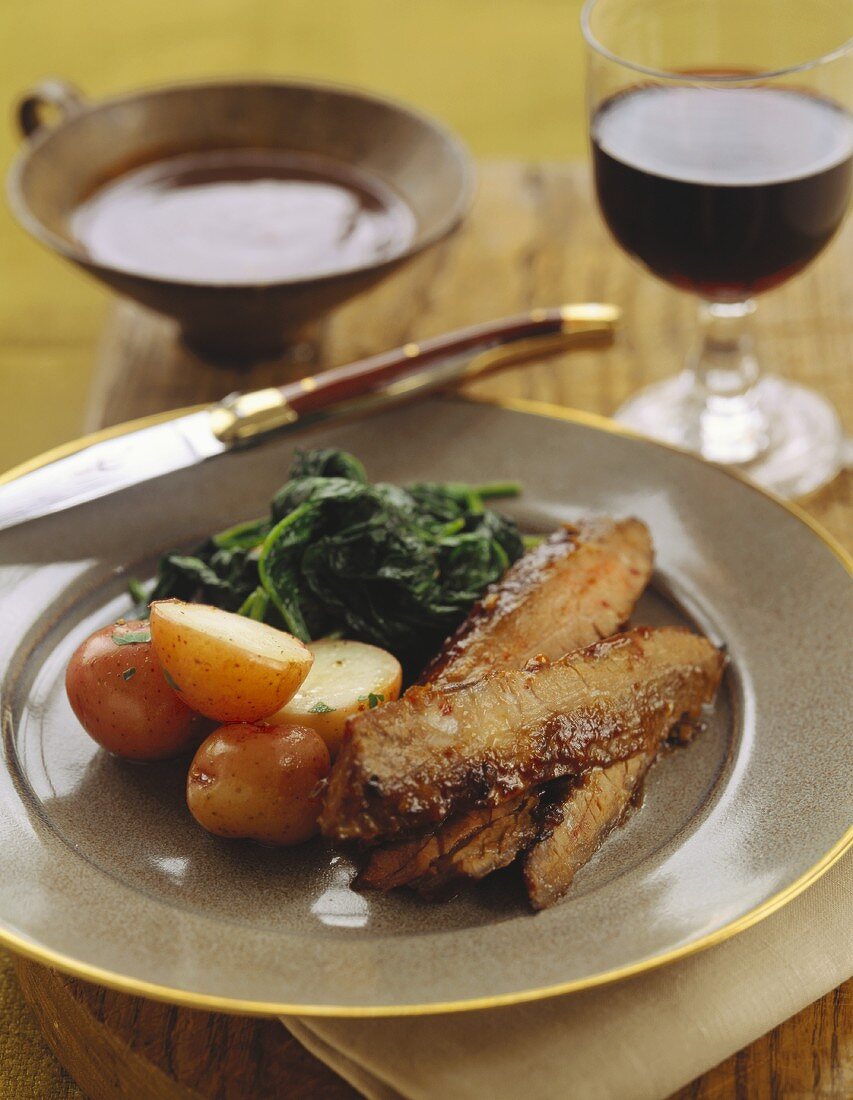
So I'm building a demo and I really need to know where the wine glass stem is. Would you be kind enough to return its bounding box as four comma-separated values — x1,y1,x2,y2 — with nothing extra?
687,299,769,464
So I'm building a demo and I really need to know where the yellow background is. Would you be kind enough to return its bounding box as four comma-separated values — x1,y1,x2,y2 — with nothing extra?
0,0,587,474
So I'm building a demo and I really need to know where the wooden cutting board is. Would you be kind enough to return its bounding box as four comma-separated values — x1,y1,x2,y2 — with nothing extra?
12,162,853,1099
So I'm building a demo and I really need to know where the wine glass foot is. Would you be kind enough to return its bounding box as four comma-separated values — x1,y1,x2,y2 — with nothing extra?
615,374,844,498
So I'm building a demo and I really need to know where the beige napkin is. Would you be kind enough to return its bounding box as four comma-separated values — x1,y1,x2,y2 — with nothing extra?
282,852,851,1100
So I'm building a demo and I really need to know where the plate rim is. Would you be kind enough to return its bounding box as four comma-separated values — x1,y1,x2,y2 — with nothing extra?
1,394,850,1018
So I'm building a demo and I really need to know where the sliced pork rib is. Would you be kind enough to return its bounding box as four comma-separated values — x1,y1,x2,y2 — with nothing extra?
320,627,724,847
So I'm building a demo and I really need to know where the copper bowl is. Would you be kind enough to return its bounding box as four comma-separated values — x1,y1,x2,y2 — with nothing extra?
7,78,473,359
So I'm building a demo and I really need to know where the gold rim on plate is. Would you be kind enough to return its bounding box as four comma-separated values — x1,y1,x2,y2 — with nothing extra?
0,394,850,1018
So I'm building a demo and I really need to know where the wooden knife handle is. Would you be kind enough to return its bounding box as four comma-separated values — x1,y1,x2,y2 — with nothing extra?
210,303,620,446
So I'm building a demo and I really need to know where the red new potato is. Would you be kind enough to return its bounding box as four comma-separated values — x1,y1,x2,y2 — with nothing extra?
65,620,203,761
150,600,313,723
187,723,330,845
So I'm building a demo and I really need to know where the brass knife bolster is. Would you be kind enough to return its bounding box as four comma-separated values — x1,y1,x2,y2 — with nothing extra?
209,388,299,446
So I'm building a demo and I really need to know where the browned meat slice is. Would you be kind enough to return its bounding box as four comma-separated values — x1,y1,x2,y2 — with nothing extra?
358,517,654,891
523,709,708,909
361,516,652,887
421,517,653,687
320,627,724,846
359,825,457,891
360,790,546,892
416,790,546,896
523,756,650,910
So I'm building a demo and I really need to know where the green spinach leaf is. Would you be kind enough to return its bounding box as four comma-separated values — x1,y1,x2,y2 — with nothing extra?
139,449,524,664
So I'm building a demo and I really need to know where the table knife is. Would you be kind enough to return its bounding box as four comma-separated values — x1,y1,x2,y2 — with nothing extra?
0,303,619,532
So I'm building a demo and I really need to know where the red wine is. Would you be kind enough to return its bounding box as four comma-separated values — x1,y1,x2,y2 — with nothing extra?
592,86,853,299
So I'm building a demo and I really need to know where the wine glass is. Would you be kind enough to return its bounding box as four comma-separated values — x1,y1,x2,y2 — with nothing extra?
582,0,853,497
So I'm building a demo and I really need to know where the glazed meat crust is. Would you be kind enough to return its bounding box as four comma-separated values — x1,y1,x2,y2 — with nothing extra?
421,517,654,688
320,627,724,846
358,516,656,893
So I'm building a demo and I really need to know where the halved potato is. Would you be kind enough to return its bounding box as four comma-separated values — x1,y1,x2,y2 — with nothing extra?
269,638,402,756
149,600,312,722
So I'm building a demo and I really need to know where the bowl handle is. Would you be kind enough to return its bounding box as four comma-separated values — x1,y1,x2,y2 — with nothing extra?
17,79,85,138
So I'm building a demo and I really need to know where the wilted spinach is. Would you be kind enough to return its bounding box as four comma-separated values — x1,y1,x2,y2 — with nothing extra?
133,449,523,665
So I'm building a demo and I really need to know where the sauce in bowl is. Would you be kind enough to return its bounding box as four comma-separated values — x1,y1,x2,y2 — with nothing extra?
71,148,417,285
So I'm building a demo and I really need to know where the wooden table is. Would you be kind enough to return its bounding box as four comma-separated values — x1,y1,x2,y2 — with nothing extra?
12,162,853,1099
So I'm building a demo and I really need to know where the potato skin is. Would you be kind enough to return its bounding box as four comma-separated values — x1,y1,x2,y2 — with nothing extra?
149,600,313,723
187,723,330,845
65,620,203,761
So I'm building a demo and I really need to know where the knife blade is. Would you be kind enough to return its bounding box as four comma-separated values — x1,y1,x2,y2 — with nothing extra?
0,303,619,532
